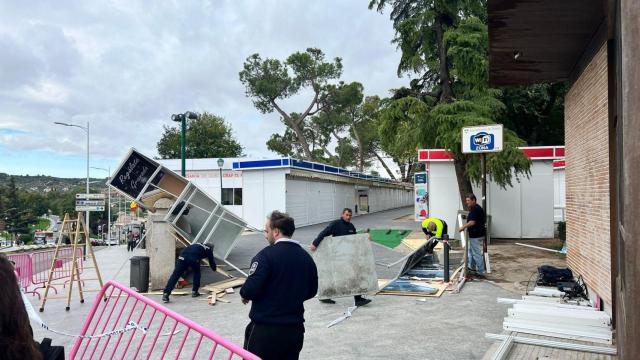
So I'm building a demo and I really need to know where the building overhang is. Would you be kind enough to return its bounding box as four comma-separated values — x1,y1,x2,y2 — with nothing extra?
488,0,606,86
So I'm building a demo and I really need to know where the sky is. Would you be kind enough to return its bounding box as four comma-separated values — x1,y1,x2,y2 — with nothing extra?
0,1,407,178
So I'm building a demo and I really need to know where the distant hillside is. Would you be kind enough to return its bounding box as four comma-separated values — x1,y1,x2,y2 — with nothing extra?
0,173,107,193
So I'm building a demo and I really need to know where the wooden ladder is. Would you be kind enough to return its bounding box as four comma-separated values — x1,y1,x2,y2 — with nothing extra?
39,212,106,312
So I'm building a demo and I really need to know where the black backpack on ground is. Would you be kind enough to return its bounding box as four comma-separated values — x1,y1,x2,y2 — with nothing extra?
537,265,573,286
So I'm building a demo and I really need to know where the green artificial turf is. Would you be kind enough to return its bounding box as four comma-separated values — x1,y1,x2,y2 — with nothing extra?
360,228,412,249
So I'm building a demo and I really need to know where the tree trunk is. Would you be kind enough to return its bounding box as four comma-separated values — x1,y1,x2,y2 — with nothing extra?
405,161,418,183
321,145,334,159
435,15,454,103
399,162,406,181
271,101,314,160
352,127,365,172
373,152,397,180
453,157,474,207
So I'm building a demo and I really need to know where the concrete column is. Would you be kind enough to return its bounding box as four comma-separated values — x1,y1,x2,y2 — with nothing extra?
148,198,176,290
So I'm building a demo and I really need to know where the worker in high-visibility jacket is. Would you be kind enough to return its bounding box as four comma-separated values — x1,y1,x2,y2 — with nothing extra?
421,218,448,253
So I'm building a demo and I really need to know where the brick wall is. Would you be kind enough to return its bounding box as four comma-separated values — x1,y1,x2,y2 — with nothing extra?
564,44,611,306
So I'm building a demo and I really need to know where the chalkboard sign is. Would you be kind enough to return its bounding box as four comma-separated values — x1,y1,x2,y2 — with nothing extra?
110,150,160,200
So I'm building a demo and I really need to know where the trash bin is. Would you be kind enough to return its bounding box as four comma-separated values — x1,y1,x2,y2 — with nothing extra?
130,256,149,293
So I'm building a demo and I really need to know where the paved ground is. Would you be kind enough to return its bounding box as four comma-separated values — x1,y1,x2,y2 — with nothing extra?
27,207,517,359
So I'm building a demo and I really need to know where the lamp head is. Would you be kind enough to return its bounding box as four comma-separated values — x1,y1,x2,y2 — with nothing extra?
217,158,224,167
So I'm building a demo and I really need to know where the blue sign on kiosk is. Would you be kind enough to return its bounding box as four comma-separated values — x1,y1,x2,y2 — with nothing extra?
462,125,503,154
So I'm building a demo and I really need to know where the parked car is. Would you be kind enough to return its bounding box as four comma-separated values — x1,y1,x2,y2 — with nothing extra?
91,239,106,247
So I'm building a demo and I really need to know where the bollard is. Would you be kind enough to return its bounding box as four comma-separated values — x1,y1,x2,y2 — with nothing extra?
443,234,450,282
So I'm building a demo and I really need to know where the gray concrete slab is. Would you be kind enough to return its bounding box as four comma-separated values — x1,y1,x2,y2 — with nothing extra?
27,207,517,359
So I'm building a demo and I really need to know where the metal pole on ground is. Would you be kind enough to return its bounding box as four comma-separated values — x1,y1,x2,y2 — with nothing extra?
443,235,450,282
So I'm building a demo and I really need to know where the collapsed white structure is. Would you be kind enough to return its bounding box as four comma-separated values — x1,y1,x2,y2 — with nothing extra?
108,149,247,260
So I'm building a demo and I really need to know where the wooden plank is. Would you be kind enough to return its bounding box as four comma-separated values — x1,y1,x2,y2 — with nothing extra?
201,277,245,293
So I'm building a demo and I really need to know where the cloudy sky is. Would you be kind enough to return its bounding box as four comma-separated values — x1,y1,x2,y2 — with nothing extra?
0,1,407,178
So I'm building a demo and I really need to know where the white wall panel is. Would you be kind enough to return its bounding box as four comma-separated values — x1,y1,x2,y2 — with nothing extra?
287,178,411,227
521,161,554,238
243,169,287,229
430,160,555,239
554,168,566,222
286,179,309,226
429,162,465,235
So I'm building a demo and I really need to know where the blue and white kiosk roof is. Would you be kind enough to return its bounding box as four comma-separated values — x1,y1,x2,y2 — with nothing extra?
232,158,407,185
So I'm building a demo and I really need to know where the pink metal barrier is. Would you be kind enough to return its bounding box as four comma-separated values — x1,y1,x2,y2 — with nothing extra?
70,281,260,360
7,253,37,297
30,247,84,290
6,247,84,297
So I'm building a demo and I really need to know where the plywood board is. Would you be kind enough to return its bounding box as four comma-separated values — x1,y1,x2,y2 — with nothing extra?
313,234,378,299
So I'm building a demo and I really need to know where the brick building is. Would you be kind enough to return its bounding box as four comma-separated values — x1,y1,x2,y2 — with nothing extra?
488,0,639,357
564,45,612,307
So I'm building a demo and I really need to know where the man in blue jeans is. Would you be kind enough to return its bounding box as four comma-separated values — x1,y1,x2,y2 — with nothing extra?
459,194,486,277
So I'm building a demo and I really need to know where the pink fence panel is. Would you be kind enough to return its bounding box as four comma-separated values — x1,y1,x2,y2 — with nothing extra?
70,281,261,360
30,247,84,288
7,253,37,297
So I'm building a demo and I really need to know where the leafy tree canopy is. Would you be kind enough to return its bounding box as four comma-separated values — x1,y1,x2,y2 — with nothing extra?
371,0,532,198
156,112,244,159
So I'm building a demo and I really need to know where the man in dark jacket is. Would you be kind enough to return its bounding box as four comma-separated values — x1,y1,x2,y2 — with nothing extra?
241,211,318,360
162,243,216,303
459,193,486,277
310,208,371,307
126,231,134,252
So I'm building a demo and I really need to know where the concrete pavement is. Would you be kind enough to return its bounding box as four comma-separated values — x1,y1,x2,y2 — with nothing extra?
27,207,516,359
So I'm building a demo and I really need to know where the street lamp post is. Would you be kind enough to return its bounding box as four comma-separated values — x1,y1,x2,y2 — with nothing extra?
217,158,224,205
171,111,198,177
54,121,90,254
91,166,111,246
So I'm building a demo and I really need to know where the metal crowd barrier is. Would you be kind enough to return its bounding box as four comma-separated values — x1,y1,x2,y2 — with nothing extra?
70,280,260,360
7,247,84,298
30,247,84,292
7,253,38,297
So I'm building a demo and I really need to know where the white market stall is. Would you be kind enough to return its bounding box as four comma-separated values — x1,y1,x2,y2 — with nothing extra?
417,146,565,239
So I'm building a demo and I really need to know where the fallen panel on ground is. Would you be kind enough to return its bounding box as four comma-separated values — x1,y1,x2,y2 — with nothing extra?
378,279,447,297
313,234,378,299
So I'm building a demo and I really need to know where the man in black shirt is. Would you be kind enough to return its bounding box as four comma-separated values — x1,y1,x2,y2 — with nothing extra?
459,194,486,277
241,211,318,360
311,208,372,307
162,243,216,303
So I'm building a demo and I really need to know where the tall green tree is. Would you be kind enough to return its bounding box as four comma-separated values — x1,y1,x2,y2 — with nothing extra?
370,1,531,198
157,112,244,159
3,177,32,238
240,48,350,161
